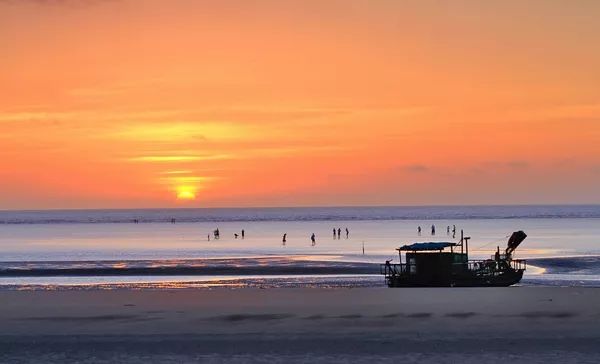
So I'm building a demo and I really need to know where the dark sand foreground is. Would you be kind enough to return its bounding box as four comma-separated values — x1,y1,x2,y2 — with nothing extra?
1,287,600,363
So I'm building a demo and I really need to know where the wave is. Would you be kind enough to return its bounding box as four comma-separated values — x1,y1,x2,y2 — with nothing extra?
0,276,385,291
2,205,600,224
0,257,380,277
528,256,600,276
3,256,600,288
3,255,600,278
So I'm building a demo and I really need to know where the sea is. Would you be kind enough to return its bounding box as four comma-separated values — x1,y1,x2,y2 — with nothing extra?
1,205,600,290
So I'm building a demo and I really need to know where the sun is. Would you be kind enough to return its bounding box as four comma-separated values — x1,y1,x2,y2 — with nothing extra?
176,186,196,200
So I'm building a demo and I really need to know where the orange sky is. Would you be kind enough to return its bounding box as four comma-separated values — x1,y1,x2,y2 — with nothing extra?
1,0,599,209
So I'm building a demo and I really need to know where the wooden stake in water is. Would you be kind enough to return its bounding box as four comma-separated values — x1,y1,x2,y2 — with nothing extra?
362,241,365,255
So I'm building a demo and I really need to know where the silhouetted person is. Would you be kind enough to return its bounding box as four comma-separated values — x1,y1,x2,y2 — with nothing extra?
431,224,436,236
207,234,210,241
333,228,336,239
171,218,176,224
337,228,341,239
241,230,245,239
447,226,450,235
452,225,456,239
417,226,422,235
311,233,316,246
282,233,287,245
345,228,349,239
214,228,220,239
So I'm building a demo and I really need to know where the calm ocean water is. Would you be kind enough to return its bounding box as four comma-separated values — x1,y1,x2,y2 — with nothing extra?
1,205,599,289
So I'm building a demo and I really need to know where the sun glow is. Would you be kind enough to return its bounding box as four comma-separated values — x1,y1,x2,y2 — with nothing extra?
176,186,197,201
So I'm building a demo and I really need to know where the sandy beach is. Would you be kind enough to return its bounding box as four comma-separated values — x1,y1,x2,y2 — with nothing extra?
1,287,599,363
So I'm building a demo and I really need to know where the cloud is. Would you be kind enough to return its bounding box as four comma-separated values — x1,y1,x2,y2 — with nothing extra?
159,170,194,175
482,160,530,170
159,175,214,184
128,154,231,163
111,122,254,143
0,110,187,124
0,112,72,123
505,161,529,169
401,164,430,173
0,0,116,6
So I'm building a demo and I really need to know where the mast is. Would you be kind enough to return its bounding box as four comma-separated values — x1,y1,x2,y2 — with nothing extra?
460,229,470,260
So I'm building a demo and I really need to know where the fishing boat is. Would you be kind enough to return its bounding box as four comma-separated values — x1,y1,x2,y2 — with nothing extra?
381,231,527,287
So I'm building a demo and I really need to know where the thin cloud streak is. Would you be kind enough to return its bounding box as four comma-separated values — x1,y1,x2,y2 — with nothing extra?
128,155,232,163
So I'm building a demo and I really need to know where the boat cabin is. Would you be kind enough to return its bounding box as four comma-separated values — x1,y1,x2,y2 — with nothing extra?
386,242,468,286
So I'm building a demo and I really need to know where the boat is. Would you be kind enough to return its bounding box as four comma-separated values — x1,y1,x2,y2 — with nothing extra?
381,230,527,287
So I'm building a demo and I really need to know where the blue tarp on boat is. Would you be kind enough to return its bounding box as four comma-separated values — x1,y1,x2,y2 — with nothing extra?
398,242,457,251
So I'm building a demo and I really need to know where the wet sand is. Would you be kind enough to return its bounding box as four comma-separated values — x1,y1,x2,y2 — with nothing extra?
1,287,600,363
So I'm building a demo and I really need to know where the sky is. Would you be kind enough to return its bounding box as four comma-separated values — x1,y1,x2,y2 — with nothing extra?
1,0,599,209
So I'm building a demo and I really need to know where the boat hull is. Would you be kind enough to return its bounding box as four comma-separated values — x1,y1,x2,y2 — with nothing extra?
386,269,524,288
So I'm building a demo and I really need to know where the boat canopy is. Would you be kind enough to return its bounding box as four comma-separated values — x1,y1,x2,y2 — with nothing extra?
398,242,457,251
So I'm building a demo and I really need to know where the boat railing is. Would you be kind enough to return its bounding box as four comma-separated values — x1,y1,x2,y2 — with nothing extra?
510,259,527,270
380,263,410,277
455,259,527,273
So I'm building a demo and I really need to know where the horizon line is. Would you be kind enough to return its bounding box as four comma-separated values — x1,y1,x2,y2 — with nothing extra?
2,203,600,213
